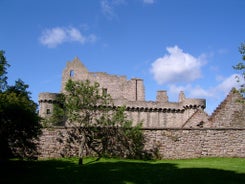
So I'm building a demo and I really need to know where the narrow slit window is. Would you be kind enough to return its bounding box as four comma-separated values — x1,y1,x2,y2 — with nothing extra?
102,88,107,96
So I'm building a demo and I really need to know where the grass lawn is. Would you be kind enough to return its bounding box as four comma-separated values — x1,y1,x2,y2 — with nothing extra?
1,157,245,184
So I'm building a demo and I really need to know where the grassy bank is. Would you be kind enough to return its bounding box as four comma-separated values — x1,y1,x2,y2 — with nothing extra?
1,157,245,184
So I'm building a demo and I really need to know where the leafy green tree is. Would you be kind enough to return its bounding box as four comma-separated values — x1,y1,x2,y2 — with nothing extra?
233,42,245,98
52,79,144,165
0,51,41,161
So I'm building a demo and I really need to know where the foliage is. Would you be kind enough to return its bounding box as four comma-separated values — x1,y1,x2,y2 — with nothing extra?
0,50,10,92
0,51,41,161
52,79,145,163
233,42,245,98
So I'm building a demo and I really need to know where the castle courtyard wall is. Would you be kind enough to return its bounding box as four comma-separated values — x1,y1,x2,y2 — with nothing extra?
39,128,245,159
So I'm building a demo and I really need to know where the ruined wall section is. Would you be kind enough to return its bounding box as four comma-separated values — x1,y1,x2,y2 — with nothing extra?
61,57,89,92
210,89,245,128
61,57,145,101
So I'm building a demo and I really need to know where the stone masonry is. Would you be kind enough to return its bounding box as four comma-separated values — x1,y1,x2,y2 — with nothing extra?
39,57,207,128
38,57,245,159
39,128,244,159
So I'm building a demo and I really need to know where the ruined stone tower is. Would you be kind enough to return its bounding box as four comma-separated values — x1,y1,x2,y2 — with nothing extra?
61,57,145,101
38,92,59,119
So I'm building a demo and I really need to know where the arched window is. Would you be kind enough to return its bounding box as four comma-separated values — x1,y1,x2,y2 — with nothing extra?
70,70,75,77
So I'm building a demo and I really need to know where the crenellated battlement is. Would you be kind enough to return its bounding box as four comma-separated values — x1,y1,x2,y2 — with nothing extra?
38,57,243,129
38,57,208,128
181,98,206,109
38,92,59,103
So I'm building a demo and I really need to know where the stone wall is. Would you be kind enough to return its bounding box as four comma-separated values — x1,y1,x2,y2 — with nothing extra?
39,128,245,159
144,128,245,159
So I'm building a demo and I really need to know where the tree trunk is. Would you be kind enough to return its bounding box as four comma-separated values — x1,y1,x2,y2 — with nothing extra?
78,157,83,165
78,134,85,165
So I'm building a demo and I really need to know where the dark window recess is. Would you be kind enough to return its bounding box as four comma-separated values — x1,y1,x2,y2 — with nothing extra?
70,70,75,77
46,109,51,114
197,121,204,128
102,88,107,96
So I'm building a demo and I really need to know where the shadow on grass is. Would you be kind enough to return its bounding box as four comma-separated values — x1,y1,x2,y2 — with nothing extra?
1,159,245,184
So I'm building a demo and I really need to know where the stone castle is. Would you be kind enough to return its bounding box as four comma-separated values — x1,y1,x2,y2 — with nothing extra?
39,57,211,128
39,57,245,128
38,58,245,159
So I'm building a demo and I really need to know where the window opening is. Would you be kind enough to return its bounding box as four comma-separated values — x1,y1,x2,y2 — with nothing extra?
70,70,75,77
46,109,51,114
102,88,107,96
197,121,204,128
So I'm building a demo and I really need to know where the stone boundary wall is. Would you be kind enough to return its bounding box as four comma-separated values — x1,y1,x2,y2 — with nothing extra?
143,128,245,159
39,128,245,159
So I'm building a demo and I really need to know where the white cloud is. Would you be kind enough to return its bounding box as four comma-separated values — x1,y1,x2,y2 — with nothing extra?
101,0,115,18
39,27,96,48
215,74,243,93
190,86,214,97
150,46,204,84
39,27,66,48
100,0,125,19
169,84,213,98
66,27,86,43
169,84,190,95
111,0,126,5
169,74,243,99
143,0,155,4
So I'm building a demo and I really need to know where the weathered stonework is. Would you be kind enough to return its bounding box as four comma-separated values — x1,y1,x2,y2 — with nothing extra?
38,57,245,159
39,57,207,128
209,89,245,128
39,128,245,159
144,128,245,159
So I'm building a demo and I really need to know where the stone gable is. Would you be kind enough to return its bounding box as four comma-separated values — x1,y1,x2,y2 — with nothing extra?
209,88,245,128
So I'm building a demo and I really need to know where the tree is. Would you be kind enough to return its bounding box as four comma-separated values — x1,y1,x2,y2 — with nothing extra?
0,51,41,161
233,42,245,98
52,79,144,165
0,50,10,92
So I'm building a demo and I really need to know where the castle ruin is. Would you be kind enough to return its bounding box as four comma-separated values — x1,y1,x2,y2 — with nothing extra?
39,57,209,128
38,57,245,159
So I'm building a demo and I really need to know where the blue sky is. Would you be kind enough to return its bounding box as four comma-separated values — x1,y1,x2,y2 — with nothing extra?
0,0,244,114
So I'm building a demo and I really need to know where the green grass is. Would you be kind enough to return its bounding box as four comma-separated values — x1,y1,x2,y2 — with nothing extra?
1,157,245,184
